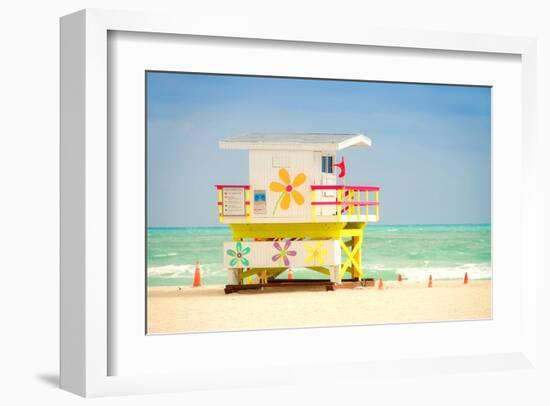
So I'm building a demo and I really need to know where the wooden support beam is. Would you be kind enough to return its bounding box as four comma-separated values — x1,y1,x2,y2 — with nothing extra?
351,235,363,279
340,229,363,237
224,280,336,294
340,238,362,279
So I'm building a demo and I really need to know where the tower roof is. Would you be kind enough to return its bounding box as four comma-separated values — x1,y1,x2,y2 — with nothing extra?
219,133,372,152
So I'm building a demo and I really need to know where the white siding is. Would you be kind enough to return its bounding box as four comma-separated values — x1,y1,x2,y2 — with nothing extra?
249,150,317,220
223,240,341,269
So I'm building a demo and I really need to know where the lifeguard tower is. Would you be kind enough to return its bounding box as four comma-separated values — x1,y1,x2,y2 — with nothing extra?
215,133,380,293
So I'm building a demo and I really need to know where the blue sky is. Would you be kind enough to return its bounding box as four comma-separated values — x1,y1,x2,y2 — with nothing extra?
147,72,491,227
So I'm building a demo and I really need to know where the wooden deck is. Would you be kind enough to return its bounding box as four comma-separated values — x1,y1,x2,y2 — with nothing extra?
224,278,375,294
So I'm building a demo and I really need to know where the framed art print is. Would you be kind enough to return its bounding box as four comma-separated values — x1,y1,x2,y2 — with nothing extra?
60,9,539,397
145,72,492,335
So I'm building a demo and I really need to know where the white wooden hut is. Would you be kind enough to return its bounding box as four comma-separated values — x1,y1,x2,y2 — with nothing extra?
215,133,380,293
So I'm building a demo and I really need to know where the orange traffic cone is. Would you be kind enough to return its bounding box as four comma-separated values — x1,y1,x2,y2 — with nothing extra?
288,269,293,280
378,276,384,290
428,274,433,288
192,260,201,287
464,272,469,284
397,273,403,282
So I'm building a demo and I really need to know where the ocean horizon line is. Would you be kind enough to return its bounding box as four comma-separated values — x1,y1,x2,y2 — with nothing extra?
148,223,491,230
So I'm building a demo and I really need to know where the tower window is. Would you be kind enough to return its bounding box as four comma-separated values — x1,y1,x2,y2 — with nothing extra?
322,156,334,174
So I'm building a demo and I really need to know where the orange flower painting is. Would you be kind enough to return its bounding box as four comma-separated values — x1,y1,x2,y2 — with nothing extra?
269,169,306,214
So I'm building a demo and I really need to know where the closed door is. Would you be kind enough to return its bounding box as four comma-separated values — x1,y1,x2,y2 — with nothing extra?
320,155,337,216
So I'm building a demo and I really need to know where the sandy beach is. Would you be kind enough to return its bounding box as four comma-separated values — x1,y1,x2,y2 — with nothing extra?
147,280,492,334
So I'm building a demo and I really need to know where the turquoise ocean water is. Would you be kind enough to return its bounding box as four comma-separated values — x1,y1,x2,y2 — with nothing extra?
147,224,491,286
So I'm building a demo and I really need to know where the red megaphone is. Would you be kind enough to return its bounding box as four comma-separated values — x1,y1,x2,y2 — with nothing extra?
333,157,346,178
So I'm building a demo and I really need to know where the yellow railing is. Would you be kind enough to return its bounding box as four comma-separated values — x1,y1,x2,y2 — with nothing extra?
310,185,380,222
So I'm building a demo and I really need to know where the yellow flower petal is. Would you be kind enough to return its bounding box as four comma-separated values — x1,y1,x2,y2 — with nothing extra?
292,190,304,205
269,181,285,192
279,168,291,185
280,192,291,210
292,172,306,187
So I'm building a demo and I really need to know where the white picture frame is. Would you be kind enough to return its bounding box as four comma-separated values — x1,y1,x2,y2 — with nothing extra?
60,8,538,397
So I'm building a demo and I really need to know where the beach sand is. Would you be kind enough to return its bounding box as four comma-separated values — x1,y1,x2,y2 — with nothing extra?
147,280,492,334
